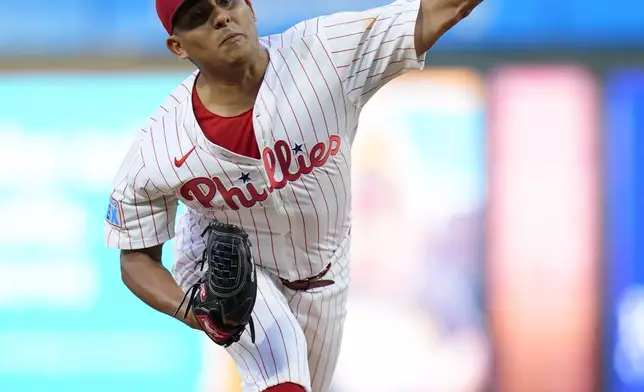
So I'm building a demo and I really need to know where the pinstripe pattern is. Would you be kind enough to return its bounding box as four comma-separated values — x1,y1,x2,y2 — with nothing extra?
104,1,425,391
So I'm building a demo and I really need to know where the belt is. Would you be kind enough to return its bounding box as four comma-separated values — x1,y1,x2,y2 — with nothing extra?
281,263,335,291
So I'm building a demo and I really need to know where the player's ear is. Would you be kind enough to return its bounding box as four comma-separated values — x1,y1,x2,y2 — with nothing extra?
166,35,189,60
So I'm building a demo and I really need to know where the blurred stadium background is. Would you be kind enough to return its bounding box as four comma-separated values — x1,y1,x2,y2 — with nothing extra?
1,0,644,391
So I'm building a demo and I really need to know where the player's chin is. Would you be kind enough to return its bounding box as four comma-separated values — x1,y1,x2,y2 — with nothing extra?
220,49,253,66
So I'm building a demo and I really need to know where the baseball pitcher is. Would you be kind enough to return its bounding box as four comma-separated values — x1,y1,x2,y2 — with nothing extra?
104,0,482,391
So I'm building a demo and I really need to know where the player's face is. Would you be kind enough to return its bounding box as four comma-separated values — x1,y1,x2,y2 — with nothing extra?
166,0,259,68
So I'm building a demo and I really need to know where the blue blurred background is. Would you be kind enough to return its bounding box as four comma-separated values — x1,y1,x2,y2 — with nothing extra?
1,1,644,392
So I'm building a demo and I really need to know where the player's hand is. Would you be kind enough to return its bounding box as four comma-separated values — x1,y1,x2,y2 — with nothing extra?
175,305,202,330
182,311,203,330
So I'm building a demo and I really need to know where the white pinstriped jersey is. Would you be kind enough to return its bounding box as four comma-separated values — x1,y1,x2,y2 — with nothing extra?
104,0,425,284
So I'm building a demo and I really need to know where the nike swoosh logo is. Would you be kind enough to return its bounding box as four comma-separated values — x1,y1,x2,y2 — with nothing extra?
174,146,196,167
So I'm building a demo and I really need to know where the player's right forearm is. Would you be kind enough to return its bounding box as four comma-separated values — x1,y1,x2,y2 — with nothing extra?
120,247,188,320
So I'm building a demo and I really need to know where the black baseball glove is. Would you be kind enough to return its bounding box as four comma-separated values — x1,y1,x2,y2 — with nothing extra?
174,220,257,347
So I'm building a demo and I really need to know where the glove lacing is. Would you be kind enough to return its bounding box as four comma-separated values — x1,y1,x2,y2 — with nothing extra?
172,224,256,345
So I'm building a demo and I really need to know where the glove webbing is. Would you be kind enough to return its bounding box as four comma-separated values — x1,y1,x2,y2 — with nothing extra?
172,224,256,345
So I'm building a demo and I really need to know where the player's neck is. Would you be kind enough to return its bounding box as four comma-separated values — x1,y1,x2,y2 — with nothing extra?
196,48,269,115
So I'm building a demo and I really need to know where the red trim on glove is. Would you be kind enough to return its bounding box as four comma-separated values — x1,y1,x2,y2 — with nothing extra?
196,315,233,343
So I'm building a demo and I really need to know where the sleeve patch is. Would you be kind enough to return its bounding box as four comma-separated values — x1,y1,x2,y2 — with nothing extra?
106,197,124,228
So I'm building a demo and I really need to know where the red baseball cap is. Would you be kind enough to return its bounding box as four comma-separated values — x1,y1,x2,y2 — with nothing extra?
156,0,192,34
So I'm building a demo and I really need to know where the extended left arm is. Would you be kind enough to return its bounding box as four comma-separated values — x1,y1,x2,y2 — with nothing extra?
414,0,483,55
